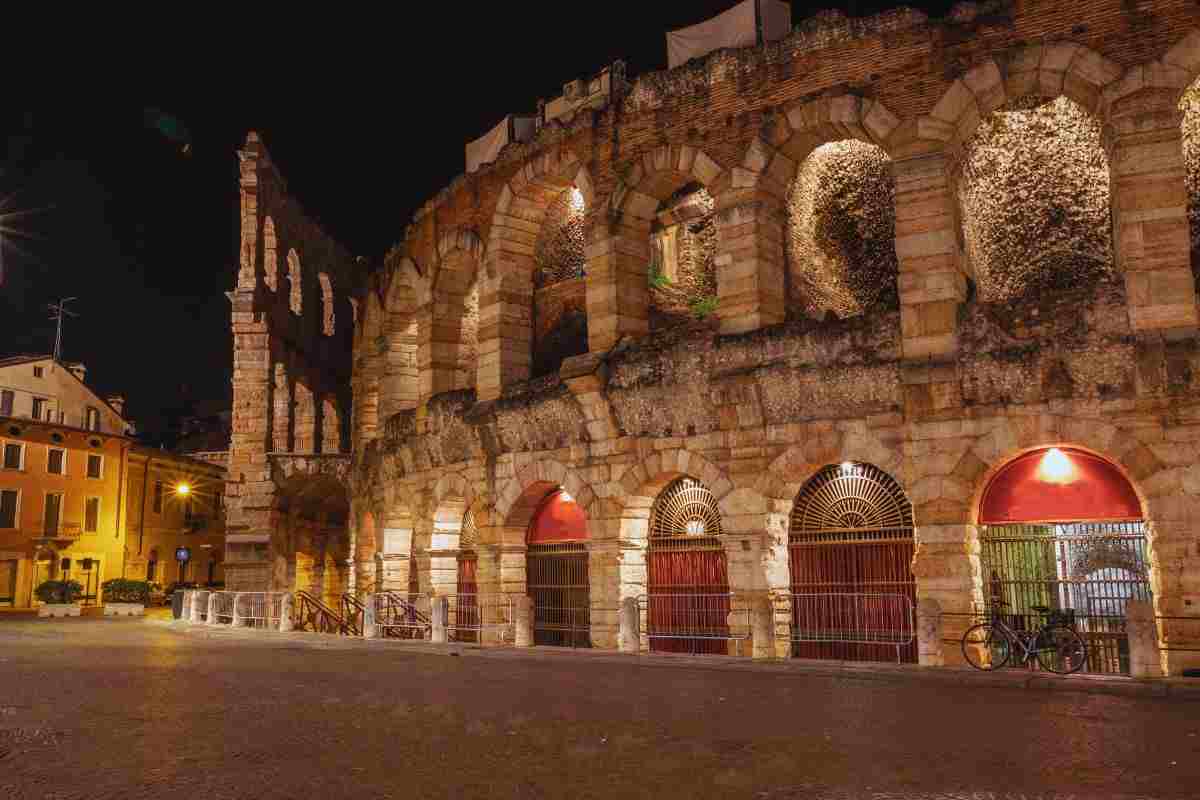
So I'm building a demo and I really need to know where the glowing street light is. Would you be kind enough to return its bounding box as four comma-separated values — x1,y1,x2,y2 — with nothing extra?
174,483,191,497
1037,447,1075,484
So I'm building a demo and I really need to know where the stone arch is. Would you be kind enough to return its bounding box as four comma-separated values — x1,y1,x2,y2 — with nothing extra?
495,458,599,535
380,257,429,422
480,148,594,398
318,273,335,336
286,248,302,315
262,216,278,291
758,425,904,511
425,228,482,398
766,94,902,167
427,470,479,596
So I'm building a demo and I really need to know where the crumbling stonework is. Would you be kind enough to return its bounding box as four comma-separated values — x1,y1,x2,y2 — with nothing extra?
1182,79,1200,283
649,185,718,329
957,97,1115,302
786,141,897,318
534,188,586,289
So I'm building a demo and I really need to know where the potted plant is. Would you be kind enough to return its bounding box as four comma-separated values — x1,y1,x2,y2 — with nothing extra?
34,580,84,618
100,579,151,617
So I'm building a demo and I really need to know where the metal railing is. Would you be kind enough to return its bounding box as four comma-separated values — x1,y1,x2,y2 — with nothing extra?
294,590,354,635
340,594,365,637
190,589,210,622
790,593,915,663
371,592,431,639
639,593,752,656
235,592,287,629
446,594,513,644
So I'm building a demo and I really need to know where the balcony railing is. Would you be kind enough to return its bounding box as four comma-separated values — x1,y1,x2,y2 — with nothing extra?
35,522,81,541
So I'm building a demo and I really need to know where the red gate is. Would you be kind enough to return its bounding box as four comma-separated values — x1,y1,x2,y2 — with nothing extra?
455,551,478,643
527,490,591,647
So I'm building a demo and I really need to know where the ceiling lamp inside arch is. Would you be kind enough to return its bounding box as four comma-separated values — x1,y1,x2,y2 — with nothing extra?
979,447,1142,524
527,489,589,544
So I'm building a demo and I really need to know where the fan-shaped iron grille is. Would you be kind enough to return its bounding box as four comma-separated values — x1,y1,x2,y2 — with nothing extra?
460,509,478,550
650,476,723,547
790,463,913,543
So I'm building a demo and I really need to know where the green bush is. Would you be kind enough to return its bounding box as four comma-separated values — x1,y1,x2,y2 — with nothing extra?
690,296,718,319
34,580,83,604
100,579,151,604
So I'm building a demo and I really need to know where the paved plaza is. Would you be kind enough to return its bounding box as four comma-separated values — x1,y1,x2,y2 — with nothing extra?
1,616,1198,799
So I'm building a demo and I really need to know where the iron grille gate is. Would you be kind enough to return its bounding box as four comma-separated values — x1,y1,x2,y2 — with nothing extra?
455,551,479,643
789,463,917,663
979,521,1152,675
527,543,591,647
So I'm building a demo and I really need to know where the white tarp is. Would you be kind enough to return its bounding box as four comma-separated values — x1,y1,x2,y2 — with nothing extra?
466,115,536,174
666,0,792,70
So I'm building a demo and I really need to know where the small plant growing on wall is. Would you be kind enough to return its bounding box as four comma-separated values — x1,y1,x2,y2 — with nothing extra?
34,580,83,604
690,296,718,319
648,251,672,289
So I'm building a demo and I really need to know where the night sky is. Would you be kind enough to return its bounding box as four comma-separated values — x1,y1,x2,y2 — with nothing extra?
0,2,951,443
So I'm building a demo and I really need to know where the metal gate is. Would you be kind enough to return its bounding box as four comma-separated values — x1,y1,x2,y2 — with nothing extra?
455,550,479,643
647,477,736,655
789,462,917,663
527,543,591,647
979,521,1151,675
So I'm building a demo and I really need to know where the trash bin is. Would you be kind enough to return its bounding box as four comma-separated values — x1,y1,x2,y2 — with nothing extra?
171,591,184,619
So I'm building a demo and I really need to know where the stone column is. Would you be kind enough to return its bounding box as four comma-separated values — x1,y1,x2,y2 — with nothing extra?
713,198,786,335
916,597,945,667
293,380,316,453
751,595,775,660
476,263,532,402
1125,598,1164,678
513,594,534,647
279,592,295,632
1108,92,1197,335
320,396,341,454
381,315,419,419
585,218,651,353
272,362,294,453
588,540,621,650
911,523,981,667
618,596,640,654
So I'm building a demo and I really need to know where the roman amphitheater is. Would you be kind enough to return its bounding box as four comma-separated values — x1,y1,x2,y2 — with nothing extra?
219,1,1200,674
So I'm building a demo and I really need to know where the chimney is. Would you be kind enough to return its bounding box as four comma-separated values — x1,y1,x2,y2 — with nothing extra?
64,362,87,383
107,395,125,416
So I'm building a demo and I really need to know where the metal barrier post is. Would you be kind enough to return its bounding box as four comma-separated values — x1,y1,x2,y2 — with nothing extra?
231,592,244,628
1126,599,1164,678
207,592,220,626
752,595,774,660
514,594,534,647
619,596,640,654
431,596,448,643
279,593,295,632
363,594,377,639
917,597,944,667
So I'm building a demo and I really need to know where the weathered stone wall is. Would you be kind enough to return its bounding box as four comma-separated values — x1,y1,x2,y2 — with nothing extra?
1182,79,1200,282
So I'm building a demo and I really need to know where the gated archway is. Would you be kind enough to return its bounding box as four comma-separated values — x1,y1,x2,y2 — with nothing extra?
978,446,1150,675
526,489,590,647
454,509,479,643
788,462,917,663
647,476,732,655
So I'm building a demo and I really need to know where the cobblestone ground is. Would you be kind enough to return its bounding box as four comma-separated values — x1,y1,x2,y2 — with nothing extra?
1,617,1198,800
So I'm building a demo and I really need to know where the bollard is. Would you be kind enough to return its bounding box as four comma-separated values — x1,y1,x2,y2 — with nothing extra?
917,597,945,667
231,593,244,628
362,594,376,639
618,596,640,654
513,595,534,647
752,596,774,660
431,596,448,644
279,593,295,633
1126,599,1164,678
189,592,201,623
207,592,221,626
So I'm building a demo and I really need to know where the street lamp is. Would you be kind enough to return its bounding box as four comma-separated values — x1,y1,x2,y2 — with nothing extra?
174,482,191,497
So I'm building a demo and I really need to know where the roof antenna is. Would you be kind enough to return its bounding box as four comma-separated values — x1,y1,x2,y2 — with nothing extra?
46,297,78,362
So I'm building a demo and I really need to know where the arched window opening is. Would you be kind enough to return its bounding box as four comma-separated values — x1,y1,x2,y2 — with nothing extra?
1181,78,1200,289
287,249,303,314
319,273,335,336
532,187,588,378
455,509,479,644
978,447,1150,675
786,141,897,319
957,96,1114,302
526,489,590,647
263,217,278,291
789,462,916,664
429,246,479,396
647,476,734,655
648,183,718,330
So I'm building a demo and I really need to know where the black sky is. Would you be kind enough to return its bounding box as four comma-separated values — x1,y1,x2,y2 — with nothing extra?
0,2,952,443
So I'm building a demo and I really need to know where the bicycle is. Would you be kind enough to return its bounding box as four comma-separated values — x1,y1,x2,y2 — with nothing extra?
961,601,1088,675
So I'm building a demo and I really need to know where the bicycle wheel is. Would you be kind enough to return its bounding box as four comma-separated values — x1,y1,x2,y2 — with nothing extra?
962,623,1011,671
1034,625,1087,674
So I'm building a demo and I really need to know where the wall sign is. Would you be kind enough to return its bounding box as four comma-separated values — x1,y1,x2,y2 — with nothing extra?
175,546,191,563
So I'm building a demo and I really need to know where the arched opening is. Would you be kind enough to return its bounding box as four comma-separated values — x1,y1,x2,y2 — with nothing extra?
647,476,732,655
381,258,422,422
526,488,590,647
1182,77,1200,287
455,508,479,643
788,462,916,663
785,141,898,319
531,187,588,377
287,249,303,314
956,96,1114,302
262,216,278,291
648,183,718,330
318,273,335,336
978,446,1149,675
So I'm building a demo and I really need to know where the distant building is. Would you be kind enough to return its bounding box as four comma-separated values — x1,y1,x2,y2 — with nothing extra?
0,355,226,608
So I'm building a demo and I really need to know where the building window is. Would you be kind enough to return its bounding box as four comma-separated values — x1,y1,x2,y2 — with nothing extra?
0,390,13,416
43,493,63,535
153,481,164,514
0,490,18,529
84,497,100,533
85,407,100,432
47,448,66,475
31,398,46,421
86,454,103,479
2,442,23,471
33,366,43,378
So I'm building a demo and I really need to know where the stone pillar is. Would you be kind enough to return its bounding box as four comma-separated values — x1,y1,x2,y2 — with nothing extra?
911,523,981,667
293,380,316,453
231,592,244,628
751,595,775,660
476,267,532,402
427,550,458,597
892,153,966,417
431,595,448,643
588,541,622,650
320,396,341,454
713,198,786,335
585,219,651,353
207,593,221,626
1108,92,1197,335
513,594,534,647
381,315,419,419
618,596,640,654
272,362,294,453
1126,598,1164,679
916,597,944,667
279,592,295,632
